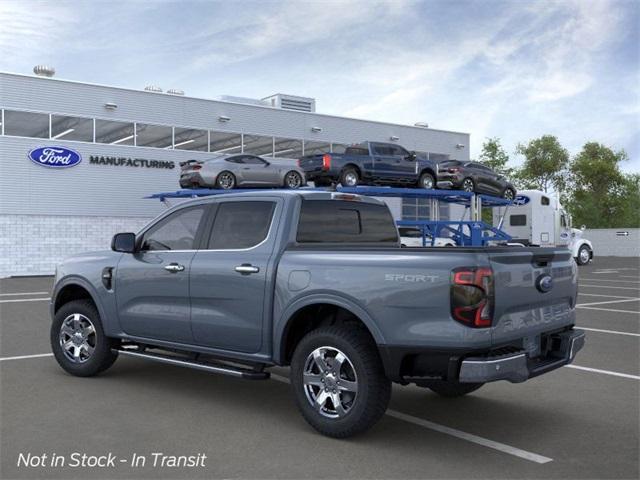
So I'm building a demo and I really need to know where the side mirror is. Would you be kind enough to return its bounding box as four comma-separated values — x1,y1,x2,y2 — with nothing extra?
407,151,417,161
111,232,136,253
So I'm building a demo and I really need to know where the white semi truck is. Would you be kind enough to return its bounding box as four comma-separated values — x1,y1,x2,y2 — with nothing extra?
493,190,594,265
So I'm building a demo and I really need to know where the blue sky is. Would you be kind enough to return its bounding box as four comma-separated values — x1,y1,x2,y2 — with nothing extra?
1,0,638,171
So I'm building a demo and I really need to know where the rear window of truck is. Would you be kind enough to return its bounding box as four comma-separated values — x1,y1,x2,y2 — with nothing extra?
297,200,398,243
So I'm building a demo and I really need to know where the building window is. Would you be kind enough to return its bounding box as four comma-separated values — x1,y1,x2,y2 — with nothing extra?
402,198,430,221
51,114,93,142
331,143,348,154
95,119,135,145
173,127,208,151
428,153,450,163
210,131,243,154
243,134,274,156
135,123,173,148
273,137,303,159
3,110,49,138
304,140,331,156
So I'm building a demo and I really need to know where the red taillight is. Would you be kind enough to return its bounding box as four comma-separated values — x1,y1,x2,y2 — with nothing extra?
297,159,301,167
322,154,332,171
451,267,494,328
192,165,202,170
448,167,460,173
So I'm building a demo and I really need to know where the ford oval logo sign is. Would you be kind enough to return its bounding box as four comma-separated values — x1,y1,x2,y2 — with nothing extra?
28,146,82,168
513,195,530,206
536,274,554,293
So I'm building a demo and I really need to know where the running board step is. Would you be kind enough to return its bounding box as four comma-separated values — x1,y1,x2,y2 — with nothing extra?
113,348,270,380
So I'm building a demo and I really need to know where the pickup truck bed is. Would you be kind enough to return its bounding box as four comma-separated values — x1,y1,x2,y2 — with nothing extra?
49,190,584,438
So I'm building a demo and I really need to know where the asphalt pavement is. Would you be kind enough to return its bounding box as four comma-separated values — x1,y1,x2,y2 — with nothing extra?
1,257,638,479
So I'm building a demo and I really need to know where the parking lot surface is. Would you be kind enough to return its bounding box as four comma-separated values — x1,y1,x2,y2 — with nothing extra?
1,257,638,479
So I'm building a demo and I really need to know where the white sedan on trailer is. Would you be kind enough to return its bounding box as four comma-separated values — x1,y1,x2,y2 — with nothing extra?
399,227,457,247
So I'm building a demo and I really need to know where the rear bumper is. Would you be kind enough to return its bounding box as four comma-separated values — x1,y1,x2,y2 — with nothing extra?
379,327,585,384
459,329,585,383
179,172,208,188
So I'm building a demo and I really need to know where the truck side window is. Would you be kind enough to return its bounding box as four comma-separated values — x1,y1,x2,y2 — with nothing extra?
510,215,527,226
541,196,550,205
140,206,206,251
208,201,275,249
297,200,398,243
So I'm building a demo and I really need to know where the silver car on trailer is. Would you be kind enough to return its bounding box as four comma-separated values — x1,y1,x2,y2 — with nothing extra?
179,154,306,190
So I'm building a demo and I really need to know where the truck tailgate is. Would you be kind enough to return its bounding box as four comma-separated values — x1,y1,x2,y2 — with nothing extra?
489,248,577,352
298,154,327,173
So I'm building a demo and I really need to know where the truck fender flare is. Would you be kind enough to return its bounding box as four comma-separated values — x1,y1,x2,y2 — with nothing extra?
273,293,386,364
571,239,593,258
51,275,109,329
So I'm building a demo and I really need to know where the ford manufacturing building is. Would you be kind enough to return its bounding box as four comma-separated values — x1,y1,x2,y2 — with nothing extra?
0,70,470,277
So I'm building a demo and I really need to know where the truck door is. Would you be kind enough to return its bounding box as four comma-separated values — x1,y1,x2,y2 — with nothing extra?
115,205,208,343
370,143,396,180
557,210,571,246
389,144,417,182
189,198,281,353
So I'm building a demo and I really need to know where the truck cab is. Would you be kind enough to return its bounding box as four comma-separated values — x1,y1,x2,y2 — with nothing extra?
493,189,594,265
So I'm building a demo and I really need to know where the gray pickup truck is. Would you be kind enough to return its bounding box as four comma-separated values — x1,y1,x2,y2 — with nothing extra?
50,190,585,438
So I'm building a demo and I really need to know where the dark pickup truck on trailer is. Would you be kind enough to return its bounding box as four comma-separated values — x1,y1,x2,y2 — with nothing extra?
50,190,585,438
298,141,439,189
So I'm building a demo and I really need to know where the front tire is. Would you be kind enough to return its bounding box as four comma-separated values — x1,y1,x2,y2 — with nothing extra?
423,380,483,397
50,300,118,377
291,325,391,438
576,245,591,265
418,172,435,190
503,188,516,201
216,171,236,190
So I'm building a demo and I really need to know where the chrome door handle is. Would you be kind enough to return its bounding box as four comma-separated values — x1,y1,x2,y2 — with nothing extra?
164,263,185,273
234,264,260,274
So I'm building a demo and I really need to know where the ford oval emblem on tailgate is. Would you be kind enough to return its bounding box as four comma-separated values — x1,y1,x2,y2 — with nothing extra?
28,146,82,168
536,274,553,293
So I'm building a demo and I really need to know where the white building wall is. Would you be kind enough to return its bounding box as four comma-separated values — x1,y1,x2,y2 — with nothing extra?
583,228,640,257
0,215,152,276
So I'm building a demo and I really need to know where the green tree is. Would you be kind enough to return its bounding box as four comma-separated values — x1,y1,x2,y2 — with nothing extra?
515,135,569,193
565,142,638,228
479,137,513,176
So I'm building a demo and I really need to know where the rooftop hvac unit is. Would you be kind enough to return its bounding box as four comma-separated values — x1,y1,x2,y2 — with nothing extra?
33,65,55,77
167,89,185,95
262,94,316,113
144,85,163,93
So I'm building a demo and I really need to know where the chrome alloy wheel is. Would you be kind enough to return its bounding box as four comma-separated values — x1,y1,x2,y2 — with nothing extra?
579,246,590,264
421,175,434,189
303,346,358,419
462,178,474,192
343,172,358,187
217,172,235,189
285,171,302,189
503,189,515,201
59,313,96,363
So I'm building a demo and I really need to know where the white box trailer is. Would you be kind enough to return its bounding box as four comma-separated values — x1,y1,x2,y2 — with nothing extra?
493,190,594,265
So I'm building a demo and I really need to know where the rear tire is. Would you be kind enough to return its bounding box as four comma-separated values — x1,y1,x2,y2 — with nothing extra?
216,171,236,189
284,171,303,189
340,167,360,187
290,325,391,438
423,380,483,397
461,178,475,192
50,300,119,377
